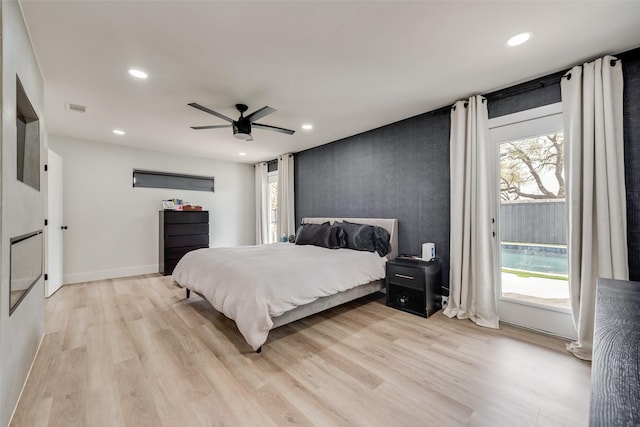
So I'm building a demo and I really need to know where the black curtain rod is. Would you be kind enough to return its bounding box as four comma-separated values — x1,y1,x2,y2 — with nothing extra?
452,50,632,108
391,49,627,116
483,70,566,103
443,72,565,112
412,47,640,115
564,58,619,81
487,56,622,98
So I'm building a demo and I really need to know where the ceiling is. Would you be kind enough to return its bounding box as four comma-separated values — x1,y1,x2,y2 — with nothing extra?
20,1,640,164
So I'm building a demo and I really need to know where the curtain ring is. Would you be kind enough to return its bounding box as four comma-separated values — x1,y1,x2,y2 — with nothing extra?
610,58,618,67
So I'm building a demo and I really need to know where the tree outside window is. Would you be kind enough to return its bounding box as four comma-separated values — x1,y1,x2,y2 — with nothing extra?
500,132,564,201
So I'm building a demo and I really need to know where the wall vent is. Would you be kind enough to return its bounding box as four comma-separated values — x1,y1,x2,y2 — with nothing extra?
65,102,86,113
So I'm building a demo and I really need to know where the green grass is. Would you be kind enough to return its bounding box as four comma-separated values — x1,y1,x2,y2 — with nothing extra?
502,267,568,281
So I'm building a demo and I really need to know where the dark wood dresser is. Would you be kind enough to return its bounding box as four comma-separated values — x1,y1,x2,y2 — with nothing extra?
159,210,209,275
589,277,640,426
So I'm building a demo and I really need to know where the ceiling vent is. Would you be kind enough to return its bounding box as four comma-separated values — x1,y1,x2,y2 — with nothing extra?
65,102,86,113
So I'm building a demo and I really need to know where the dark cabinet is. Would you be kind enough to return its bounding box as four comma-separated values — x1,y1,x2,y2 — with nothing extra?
159,210,209,275
386,258,442,317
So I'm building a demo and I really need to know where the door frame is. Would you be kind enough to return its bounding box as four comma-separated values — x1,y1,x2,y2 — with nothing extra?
489,103,576,339
46,149,64,297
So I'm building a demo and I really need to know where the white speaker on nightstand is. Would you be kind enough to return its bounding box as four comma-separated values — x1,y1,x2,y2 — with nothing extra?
421,243,435,260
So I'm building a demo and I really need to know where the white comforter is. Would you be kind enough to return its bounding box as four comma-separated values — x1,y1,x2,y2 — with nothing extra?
172,243,387,350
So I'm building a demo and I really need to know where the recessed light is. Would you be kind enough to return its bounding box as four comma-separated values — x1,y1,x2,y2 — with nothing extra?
128,69,148,79
302,124,313,130
238,152,247,156
113,129,125,135
506,32,531,47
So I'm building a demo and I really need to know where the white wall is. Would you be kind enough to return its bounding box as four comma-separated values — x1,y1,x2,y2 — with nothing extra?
49,136,255,284
0,1,46,426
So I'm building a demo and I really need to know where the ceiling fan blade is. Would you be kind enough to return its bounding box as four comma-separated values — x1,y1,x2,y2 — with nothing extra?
190,125,231,130
246,106,276,123
253,123,296,135
188,103,234,123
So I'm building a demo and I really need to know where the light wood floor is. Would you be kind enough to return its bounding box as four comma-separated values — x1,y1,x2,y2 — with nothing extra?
11,274,591,427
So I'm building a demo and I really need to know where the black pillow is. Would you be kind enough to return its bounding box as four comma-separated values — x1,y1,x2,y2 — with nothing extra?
328,222,346,249
371,225,392,257
295,222,342,249
339,221,392,257
339,221,375,253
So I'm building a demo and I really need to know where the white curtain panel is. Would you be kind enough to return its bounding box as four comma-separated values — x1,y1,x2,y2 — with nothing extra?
561,56,628,361
444,95,499,329
254,162,269,245
277,154,296,239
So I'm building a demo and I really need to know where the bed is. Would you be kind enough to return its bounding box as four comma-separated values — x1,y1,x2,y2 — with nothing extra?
172,217,398,352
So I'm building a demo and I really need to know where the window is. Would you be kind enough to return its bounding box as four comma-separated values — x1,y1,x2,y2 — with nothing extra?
499,131,568,309
133,169,214,192
268,171,278,243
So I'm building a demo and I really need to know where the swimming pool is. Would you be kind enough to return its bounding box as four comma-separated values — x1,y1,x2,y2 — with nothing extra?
501,243,568,275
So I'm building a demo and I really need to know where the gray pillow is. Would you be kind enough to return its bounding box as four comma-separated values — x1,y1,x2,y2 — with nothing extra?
295,222,342,249
339,221,392,256
339,221,375,253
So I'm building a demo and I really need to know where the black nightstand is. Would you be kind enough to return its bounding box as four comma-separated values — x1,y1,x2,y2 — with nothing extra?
386,258,442,317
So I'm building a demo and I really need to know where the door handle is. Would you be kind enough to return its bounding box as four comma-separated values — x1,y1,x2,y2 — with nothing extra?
61,226,68,230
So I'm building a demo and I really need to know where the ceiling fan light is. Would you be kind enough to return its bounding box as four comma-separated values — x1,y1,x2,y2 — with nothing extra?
233,120,252,140
234,132,251,140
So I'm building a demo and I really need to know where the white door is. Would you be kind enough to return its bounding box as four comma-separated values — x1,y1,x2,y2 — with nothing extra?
489,104,576,339
46,149,64,297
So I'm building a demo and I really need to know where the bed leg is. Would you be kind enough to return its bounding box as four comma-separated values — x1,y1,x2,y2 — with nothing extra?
256,347,262,354
186,289,190,299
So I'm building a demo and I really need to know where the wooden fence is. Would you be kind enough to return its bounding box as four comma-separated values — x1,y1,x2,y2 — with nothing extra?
500,200,566,245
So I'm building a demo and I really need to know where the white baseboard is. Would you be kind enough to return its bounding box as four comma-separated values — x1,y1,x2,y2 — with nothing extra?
63,264,159,284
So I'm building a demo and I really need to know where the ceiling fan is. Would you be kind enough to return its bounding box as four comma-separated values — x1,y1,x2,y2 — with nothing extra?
188,102,295,141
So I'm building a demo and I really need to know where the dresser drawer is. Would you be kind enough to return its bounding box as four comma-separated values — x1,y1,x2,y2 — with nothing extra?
164,245,208,261
164,234,209,248
387,263,424,291
164,223,209,237
163,211,209,224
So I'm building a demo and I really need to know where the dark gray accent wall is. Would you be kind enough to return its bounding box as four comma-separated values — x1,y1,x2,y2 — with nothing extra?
620,48,640,281
295,47,640,284
295,110,451,282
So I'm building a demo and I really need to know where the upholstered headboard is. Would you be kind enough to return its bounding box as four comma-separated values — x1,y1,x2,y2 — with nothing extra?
301,217,399,261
